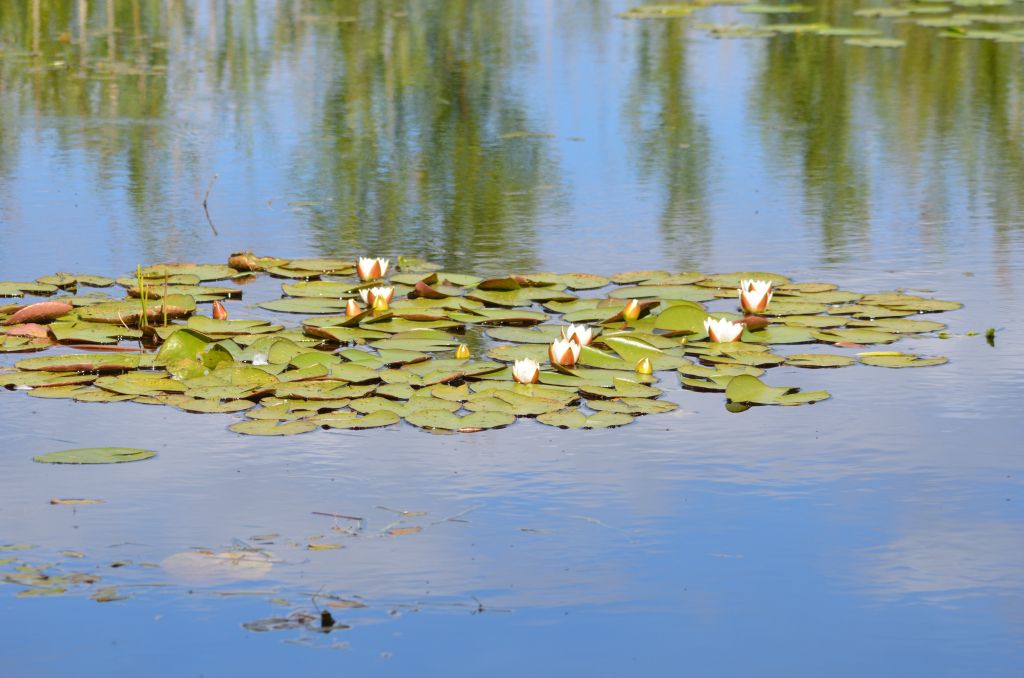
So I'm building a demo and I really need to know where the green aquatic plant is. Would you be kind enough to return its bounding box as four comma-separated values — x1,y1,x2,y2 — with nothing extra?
0,253,962,436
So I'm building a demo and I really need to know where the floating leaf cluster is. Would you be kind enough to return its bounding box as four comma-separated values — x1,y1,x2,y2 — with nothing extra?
621,0,1024,46
0,254,959,435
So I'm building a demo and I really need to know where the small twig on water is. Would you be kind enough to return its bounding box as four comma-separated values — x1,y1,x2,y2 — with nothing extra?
430,504,482,526
312,511,366,532
203,173,220,236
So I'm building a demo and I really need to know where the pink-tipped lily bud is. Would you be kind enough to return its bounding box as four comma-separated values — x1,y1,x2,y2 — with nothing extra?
561,323,593,346
455,344,471,359
356,257,390,281
548,338,581,367
703,317,744,343
738,279,773,314
512,358,541,384
622,299,642,321
211,300,228,321
635,357,653,375
345,299,362,317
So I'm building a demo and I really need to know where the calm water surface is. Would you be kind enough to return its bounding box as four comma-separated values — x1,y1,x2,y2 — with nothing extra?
1,1,1023,676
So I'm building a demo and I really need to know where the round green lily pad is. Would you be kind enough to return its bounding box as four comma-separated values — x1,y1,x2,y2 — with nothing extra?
33,447,156,464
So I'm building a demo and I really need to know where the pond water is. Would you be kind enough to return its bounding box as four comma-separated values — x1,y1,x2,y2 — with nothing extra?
2,1,1024,675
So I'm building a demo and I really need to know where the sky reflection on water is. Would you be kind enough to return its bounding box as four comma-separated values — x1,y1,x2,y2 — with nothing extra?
1,1,1024,675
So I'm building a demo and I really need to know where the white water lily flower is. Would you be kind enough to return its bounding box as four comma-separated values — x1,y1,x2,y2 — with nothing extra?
738,279,773,314
252,352,269,366
561,323,593,346
548,338,581,367
358,286,395,307
512,358,540,384
356,257,389,281
703,317,744,343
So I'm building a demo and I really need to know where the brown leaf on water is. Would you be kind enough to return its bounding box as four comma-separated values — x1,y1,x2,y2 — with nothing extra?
61,551,85,558
6,323,50,338
307,543,344,551
738,315,769,331
91,586,128,603
70,573,102,584
386,527,423,536
2,301,73,326
50,498,105,506
16,587,66,598
326,599,367,609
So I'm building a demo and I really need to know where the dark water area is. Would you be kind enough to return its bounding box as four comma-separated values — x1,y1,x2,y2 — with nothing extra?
1,1,1023,676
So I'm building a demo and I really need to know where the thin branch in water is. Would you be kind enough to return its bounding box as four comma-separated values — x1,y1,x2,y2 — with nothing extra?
430,504,483,526
203,173,219,236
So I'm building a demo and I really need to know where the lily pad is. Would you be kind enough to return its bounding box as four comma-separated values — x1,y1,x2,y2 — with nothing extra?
586,398,679,415
536,409,635,429
784,353,856,368
725,374,829,406
228,420,318,436
33,447,156,464
858,353,949,368
404,409,516,432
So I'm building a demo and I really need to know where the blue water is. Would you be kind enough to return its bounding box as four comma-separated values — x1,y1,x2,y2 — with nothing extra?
1,1,1023,675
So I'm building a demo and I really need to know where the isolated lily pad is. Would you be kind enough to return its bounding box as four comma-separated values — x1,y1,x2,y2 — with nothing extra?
858,353,949,368
33,447,156,464
228,420,318,436
844,37,906,48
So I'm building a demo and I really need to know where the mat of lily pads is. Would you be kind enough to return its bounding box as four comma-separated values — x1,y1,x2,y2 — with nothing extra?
0,253,960,436
620,0,1024,47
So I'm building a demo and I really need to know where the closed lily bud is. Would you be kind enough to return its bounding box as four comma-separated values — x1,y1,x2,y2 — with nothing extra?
622,299,642,321
635,357,653,375
345,299,362,317
703,317,744,343
738,279,773,314
455,344,471,359
512,358,541,384
548,338,581,367
212,300,228,321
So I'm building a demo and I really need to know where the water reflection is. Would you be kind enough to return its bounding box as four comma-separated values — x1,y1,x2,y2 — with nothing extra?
624,17,711,269
750,2,1024,266
290,0,559,272
858,520,1024,604
1,0,1024,672
0,0,560,273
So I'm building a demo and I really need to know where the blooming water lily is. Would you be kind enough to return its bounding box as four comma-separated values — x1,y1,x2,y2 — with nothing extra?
548,338,581,367
512,358,541,384
561,323,593,346
738,279,773,314
704,317,745,343
356,257,389,281
359,286,395,308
